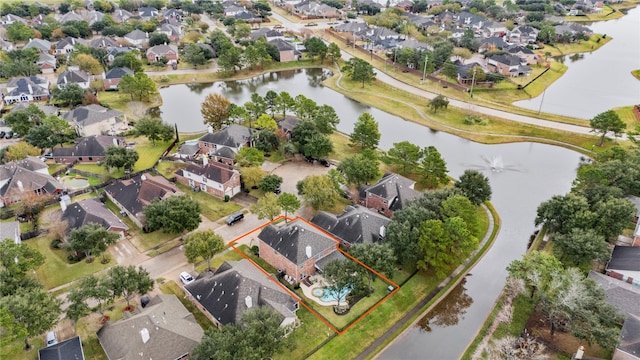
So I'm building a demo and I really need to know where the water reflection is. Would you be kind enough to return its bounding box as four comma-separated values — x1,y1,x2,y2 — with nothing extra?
417,276,473,333
185,82,215,94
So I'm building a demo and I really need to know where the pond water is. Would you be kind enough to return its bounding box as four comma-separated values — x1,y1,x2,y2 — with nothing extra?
158,68,583,359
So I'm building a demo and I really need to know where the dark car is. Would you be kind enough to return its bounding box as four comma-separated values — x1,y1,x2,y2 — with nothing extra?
319,159,330,167
226,212,244,226
5,132,13,139
0,131,5,138
274,186,282,194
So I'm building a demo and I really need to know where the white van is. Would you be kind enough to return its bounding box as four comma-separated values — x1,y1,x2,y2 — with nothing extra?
45,331,58,347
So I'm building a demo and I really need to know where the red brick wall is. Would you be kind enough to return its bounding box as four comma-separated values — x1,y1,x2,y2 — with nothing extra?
364,193,392,217
175,171,240,199
54,156,105,164
104,78,120,89
259,239,302,280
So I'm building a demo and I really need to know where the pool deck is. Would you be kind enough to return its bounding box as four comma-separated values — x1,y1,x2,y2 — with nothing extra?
300,280,348,307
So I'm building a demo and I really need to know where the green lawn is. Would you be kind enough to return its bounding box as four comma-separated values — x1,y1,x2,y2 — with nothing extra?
48,163,67,175
274,307,335,360
159,280,218,331
73,163,112,177
129,137,172,172
155,160,189,179
66,172,103,186
0,334,45,360
195,247,244,273
175,183,242,222
26,234,112,290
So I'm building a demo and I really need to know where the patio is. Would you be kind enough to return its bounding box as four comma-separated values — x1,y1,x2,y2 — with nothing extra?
299,275,348,307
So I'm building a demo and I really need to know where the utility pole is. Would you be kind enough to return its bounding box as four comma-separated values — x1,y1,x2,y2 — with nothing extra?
421,53,428,84
538,89,547,115
469,66,477,98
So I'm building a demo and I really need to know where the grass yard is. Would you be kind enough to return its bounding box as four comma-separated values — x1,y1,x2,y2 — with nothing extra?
614,105,640,130
0,334,45,360
564,6,625,21
66,172,103,186
194,247,243,273
97,90,161,120
542,34,612,57
73,163,112,177
26,234,112,290
175,183,242,222
129,137,172,172
274,307,336,360
48,163,67,175
159,280,218,331
154,160,189,178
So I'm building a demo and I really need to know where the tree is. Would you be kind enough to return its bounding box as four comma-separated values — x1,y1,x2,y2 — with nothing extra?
322,259,365,310
534,193,593,235
68,223,119,263
254,129,279,153
304,37,328,63
429,94,450,113
455,169,492,205
132,116,174,145
245,93,268,124
239,166,266,189
143,195,202,233
350,112,380,150
1,286,61,350
4,104,46,137
466,65,485,83
25,115,77,149
201,93,231,131
52,83,86,107
342,57,376,88
6,22,34,42
3,142,40,161
277,193,300,221
294,95,317,122
149,32,171,46
537,25,556,45
552,228,609,267
349,243,396,289
590,110,626,146
327,42,341,63
0,308,27,347
105,265,154,308
217,46,243,73
259,174,283,193
313,105,340,135
252,192,281,221
419,146,449,188
385,141,421,174
441,195,479,235
119,72,158,101
104,146,139,171
183,230,225,272
275,91,296,118
302,133,333,159
243,39,272,70
256,114,277,130
1,48,40,77
183,43,208,66
67,275,113,321
593,197,636,240
507,251,563,299
192,307,292,360
337,151,380,186
236,147,265,167
0,239,45,279
70,53,103,74
417,219,451,276
299,175,339,210
110,51,143,72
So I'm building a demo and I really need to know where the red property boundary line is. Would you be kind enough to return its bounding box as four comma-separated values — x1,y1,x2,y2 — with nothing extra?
226,215,400,335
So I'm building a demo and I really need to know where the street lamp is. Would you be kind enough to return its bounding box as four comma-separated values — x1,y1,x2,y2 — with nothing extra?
469,66,477,98
421,53,429,84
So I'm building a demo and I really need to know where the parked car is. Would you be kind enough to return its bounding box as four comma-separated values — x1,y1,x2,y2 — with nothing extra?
179,271,194,285
45,331,58,347
274,185,282,194
0,131,5,138
226,211,244,226
5,132,13,139
319,159,331,167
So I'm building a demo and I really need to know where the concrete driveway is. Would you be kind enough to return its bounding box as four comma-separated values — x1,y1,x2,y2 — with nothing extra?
268,158,333,196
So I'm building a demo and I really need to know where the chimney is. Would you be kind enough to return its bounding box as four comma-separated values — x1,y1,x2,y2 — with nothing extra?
203,156,209,166
245,296,253,308
17,180,24,193
379,225,386,238
60,199,67,211
141,174,147,181
27,84,33,94
145,32,149,38
113,138,118,147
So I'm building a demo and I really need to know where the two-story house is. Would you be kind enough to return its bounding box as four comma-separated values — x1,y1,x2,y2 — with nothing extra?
174,160,241,200
359,172,422,217
197,125,255,165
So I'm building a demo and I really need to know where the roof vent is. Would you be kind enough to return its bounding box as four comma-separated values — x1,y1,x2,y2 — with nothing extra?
140,328,150,343
379,225,386,238
245,296,253,308
141,174,146,181
305,245,312,259
17,181,24,193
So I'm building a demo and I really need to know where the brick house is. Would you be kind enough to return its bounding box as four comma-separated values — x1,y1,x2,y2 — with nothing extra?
486,54,532,78
62,104,127,137
62,198,129,236
258,219,339,283
268,38,302,62
174,160,241,200
506,45,539,65
146,44,178,64
53,135,126,164
359,172,421,217
0,157,63,207
103,67,133,90
2,76,50,105
311,205,390,247
197,125,255,165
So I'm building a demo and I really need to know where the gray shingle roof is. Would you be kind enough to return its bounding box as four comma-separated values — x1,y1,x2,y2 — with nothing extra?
618,314,640,358
0,221,20,243
184,259,299,326
97,294,203,360
198,124,254,149
23,38,51,52
125,29,149,41
0,157,63,199
38,336,85,360
53,135,124,158
4,76,50,97
104,67,133,80
176,162,237,184
104,173,180,218
362,173,421,212
315,250,346,271
62,104,123,127
311,205,389,246
90,36,117,48
588,271,640,316
10,103,58,115
57,69,90,86
258,219,337,266
62,198,128,233
607,246,640,271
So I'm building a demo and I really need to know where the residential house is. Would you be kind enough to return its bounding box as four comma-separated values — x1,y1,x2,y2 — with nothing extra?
482,21,507,37
174,160,241,199
107,46,135,63
311,205,390,247
163,8,184,21
0,13,28,26
103,67,133,90
124,29,149,48
613,314,640,360
251,28,285,42
175,140,200,159
258,219,339,282
627,195,640,247
111,8,135,23
0,157,63,207
454,60,485,85
55,37,86,55
2,76,50,105
37,52,57,74
38,336,85,360
62,198,128,236
223,4,245,17
57,69,91,89
268,38,302,62
155,23,182,42
62,104,126,137
185,259,299,328
56,9,85,24
11,103,58,116
453,11,486,30
606,246,640,283
104,173,182,228
89,36,117,49
506,45,538,65
53,135,126,164
588,271,640,317
146,44,178,64
333,21,369,35
0,221,21,244
360,172,421,217
0,38,15,51
295,1,340,18
197,124,255,162
277,116,300,140
23,38,52,54
508,26,539,45
486,54,532,77
138,6,159,19
478,36,508,53
235,11,261,23
97,294,203,360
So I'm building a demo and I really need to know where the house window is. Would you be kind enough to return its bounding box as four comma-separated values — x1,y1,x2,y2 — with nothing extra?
78,157,83,161
200,184,207,192
188,179,194,187
202,176,207,183
88,157,93,161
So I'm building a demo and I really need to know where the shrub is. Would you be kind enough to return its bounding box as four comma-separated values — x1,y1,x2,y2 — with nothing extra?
51,239,63,249
251,245,259,256
224,195,230,202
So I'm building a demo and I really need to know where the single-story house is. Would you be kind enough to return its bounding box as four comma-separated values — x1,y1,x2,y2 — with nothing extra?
89,36,117,49
184,259,299,328
97,294,203,360
606,246,640,283
174,160,241,199
57,69,90,89
111,8,134,23
62,104,127,137
0,220,21,244
146,44,179,64
38,336,85,360
37,52,57,74
124,29,149,48
311,205,390,247
138,6,159,19
359,172,422,217
258,219,339,283
104,173,182,229
23,38,52,54
55,37,86,55
2,76,50,105
198,124,255,164
53,135,126,164
0,13,28,26
0,157,63,207
175,140,200,159
106,46,135,63
103,67,134,90
10,103,58,116
62,198,129,236
295,1,340,18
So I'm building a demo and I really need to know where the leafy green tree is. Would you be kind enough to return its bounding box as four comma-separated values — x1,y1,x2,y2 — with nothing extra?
119,72,158,101
304,37,328,62
302,133,333,160
243,39,272,70
252,192,281,221
593,197,636,240
429,95,450,113
259,174,283,193
385,141,422,174
149,33,171,46
67,275,113,321
535,193,593,235
294,95,318,122
441,195,479,235
350,112,380,150
105,265,154,308
442,61,459,80
218,46,243,73
0,239,45,280
299,175,339,210
507,251,563,299
337,151,380,186
256,114,277,130
104,146,139,171
552,228,609,267
39,115,77,148
349,243,396,289
52,83,86,107
184,230,225,271
132,117,174,145
313,105,340,135
254,129,279,153
342,57,376,88
228,103,249,125
68,223,120,263
275,91,296,118
236,147,265,167
455,169,492,205
6,22,34,42
3,142,40,161
537,25,556,45
239,166,266,189
327,42,341,63
1,48,40,77
322,259,365,309
201,93,231,131
0,308,27,347
277,192,300,221
70,53,103,74
590,110,626,146
245,93,268,125
183,43,207,66
143,195,202,234
419,146,449,188
110,51,144,72
4,105,46,137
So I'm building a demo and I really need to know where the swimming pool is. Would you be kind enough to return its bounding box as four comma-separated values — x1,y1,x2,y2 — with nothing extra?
319,286,351,303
